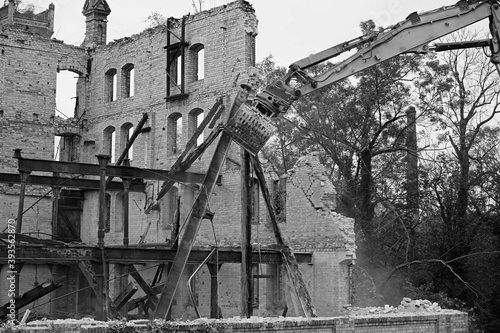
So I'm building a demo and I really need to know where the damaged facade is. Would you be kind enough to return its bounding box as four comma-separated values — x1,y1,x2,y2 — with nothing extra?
0,0,355,321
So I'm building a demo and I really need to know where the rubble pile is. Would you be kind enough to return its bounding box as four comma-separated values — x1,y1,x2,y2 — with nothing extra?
344,298,445,316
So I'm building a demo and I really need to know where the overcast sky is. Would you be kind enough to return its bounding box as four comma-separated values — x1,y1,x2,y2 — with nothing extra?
18,0,490,119
25,0,471,67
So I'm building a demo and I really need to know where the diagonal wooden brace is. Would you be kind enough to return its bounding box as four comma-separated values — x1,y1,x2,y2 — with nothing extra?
153,89,249,319
128,264,159,308
251,155,317,317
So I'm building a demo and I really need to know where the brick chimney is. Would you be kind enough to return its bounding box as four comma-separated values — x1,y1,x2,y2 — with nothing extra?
82,0,111,47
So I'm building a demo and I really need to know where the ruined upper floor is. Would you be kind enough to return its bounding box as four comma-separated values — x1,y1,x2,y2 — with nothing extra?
0,0,54,38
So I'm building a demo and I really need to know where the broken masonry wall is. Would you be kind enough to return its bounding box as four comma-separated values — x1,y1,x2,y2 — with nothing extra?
80,0,257,172
76,0,260,316
79,0,258,248
281,152,356,316
284,152,355,253
185,153,356,318
0,2,55,38
0,28,87,171
0,24,88,318
16,313,469,332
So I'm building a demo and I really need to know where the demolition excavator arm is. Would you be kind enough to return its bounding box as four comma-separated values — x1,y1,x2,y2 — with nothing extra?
154,0,500,320
253,0,500,117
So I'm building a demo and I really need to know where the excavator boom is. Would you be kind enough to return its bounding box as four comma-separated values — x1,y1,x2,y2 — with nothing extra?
254,0,500,117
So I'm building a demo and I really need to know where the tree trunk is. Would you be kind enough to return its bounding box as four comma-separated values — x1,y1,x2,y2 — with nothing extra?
359,148,374,228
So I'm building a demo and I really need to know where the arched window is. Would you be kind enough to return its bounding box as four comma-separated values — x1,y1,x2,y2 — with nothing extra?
120,123,134,162
188,108,204,147
105,68,117,102
191,44,204,81
167,113,182,155
175,56,182,86
122,64,135,98
103,126,116,163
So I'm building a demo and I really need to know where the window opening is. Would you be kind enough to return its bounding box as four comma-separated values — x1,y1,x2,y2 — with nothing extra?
192,45,204,81
165,16,188,101
122,64,135,98
167,113,182,155
176,118,182,154
128,126,134,161
120,123,134,162
111,131,116,163
188,108,204,148
103,126,116,163
54,70,79,161
176,56,182,86
196,112,204,146
105,68,117,102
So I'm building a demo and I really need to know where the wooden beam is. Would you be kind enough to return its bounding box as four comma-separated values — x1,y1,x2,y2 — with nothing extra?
113,282,138,310
57,209,81,241
0,277,65,319
126,283,165,312
106,113,149,186
0,244,313,264
0,172,146,191
154,89,249,319
251,155,317,318
155,101,224,202
77,261,120,319
128,265,159,308
240,148,253,318
15,157,215,184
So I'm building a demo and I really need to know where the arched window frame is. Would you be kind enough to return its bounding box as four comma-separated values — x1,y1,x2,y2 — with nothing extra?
105,68,118,102
120,122,134,162
188,108,204,147
167,113,183,156
121,63,135,98
103,126,116,163
190,43,205,81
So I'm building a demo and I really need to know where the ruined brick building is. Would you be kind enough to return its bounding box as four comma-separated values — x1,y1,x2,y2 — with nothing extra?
0,0,355,320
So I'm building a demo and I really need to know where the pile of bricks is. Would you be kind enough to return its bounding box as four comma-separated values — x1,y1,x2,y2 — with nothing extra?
1,310,469,333
344,298,445,316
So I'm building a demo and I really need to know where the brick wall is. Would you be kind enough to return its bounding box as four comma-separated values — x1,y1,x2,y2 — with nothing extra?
0,28,87,171
0,0,357,321
17,312,468,332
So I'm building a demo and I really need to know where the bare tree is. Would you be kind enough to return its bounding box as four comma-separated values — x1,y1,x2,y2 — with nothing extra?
418,29,500,249
191,0,205,13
